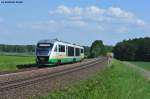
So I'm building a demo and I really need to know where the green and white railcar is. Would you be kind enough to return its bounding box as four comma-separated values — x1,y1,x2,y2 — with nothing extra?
36,39,84,64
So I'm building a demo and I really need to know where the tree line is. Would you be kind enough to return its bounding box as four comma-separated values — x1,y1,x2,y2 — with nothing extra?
0,44,35,53
113,37,150,61
0,41,113,58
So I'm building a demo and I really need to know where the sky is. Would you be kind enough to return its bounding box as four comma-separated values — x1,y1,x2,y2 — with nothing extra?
0,0,150,46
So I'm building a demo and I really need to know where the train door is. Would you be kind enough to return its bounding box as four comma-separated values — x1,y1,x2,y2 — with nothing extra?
51,44,58,58
66,46,68,56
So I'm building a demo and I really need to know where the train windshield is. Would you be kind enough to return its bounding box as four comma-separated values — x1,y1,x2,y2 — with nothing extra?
37,43,53,49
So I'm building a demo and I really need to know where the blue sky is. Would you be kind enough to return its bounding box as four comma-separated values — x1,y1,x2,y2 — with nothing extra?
0,0,150,46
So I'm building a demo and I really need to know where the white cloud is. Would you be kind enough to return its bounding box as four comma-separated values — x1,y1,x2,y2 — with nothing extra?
107,7,134,18
49,5,148,28
85,6,105,15
136,19,146,26
56,5,71,14
49,5,104,16
19,5,149,35
49,5,83,15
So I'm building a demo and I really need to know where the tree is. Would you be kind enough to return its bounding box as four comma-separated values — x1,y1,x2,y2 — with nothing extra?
89,40,106,58
105,45,113,53
83,46,90,58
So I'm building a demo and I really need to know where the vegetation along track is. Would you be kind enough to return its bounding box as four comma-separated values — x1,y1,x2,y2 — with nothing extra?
0,57,107,92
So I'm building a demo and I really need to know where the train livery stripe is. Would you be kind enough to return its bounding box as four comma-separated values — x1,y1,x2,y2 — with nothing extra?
51,56,65,59
49,57,81,64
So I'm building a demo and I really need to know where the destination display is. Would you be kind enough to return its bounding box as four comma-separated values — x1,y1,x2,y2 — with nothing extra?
39,44,51,47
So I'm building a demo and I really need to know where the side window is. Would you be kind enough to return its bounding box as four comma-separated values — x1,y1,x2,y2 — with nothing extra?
81,49,84,53
68,46,74,56
54,45,57,52
62,45,65,52
66,46,68,56
59,45,65,52
75,48,80,56
59,45,61,52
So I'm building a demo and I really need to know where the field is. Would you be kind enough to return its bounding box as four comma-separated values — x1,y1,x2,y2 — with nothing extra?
129,62,150,71
38,59,150,99
0,55,35,72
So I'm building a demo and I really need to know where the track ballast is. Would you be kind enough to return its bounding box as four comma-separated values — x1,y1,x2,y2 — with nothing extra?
0,57,107,99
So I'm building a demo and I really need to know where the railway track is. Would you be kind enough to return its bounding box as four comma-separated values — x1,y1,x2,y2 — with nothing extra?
0,57,107,99
0,57,106,91
0,59,91,76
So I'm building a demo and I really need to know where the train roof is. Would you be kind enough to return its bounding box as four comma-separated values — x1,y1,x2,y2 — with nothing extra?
38,39,83,48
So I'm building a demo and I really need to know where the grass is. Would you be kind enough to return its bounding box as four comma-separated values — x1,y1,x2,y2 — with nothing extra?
129,62,150,71
0,55,35,72
37,59,150,99
0,52,34,56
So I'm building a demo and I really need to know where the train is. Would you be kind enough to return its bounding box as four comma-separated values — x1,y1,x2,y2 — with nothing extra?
36,39,84,64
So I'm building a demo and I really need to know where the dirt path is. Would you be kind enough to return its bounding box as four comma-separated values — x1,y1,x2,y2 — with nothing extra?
123,62,150,80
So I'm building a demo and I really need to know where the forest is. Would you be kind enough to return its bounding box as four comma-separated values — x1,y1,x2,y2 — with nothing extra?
113,37,150,61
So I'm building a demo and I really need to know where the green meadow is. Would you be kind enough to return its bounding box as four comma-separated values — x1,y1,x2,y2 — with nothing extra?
129,62,150,71
0,55,35,72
